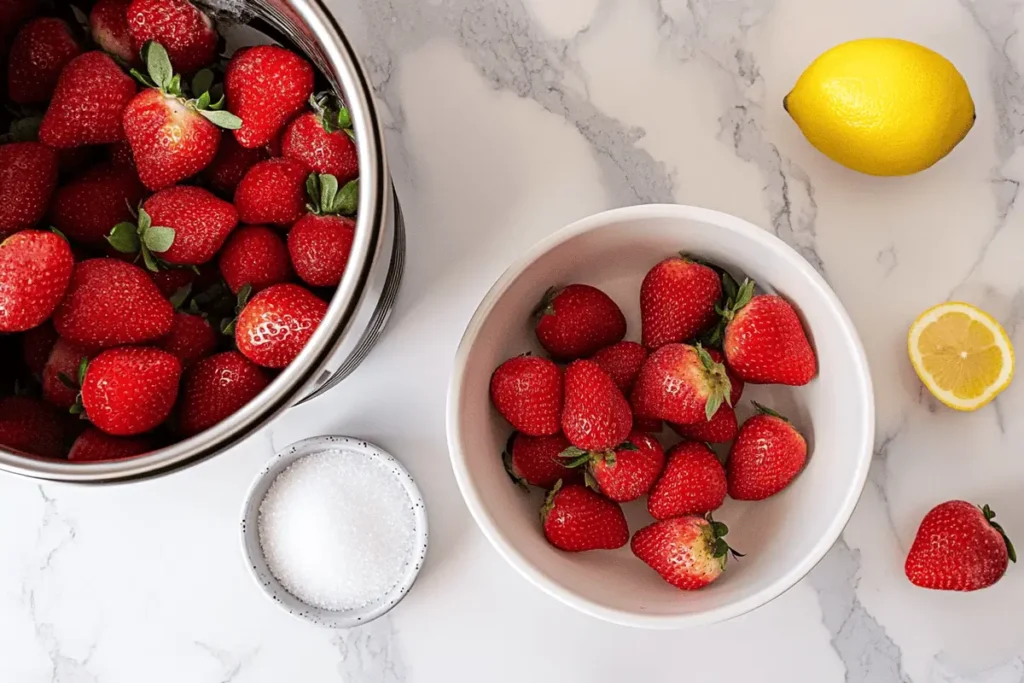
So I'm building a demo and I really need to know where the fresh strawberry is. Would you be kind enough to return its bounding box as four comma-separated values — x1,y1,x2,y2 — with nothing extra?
218,225,293,295
126,0,217,74
632,515,738,590
149,267,195,297
234,158,309,227
39,51,137,148
727,402,807,501
178,351,269,436
68,427,151,462
90,0,135,64
721,280,817,385
561,359,632,453
503,432,578,489
42,338,90,409
158,311,215,368
234,283,326,368
287,173,357,287
0,396,64,458
0,230,74,332
7,17,81,104
0,141,58,232
200,134,268,196
905,501,1015,592
225,45,314,149
22,321,58,376
281,92,359,182
670,403,738,443
591,341,648,392
640,255,722,349
53,258,174,348
81,346,182,435
541,481,629,552
534,284,626,360
564,430,664,502
49,163,146,245
647,442,726,520
489,355,563,437
630,343,731,424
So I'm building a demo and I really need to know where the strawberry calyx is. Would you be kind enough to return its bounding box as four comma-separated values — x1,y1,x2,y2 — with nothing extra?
219,284,252,336
540,479,564,523
0,115,42,143
532,286,560,319
559,441,638,492
67,356,90,418
107,206,176,272
695,343,731,420
501,432,529,492
305,173,358,217
716,277,755,323
752,401,789,422
309,91,354,139
703,513,743,564
981,504,1017,563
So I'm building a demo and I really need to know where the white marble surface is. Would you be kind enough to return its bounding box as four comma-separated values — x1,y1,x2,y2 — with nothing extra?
2,0,1024,679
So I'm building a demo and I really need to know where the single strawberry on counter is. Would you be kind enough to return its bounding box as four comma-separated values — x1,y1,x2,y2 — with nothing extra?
178,351,269,436
158,311,216,368
201,134,268,196
7,17,81,104
235,158,310,227
561,359,632,454
39,51,137,148
68,427,152,462
647,441,726,520
0,141,58,232
670,403,738,443
234,283,327,368
563,430,664,503
49,163,145,245
281,91,359,182
90,0,135,64
0,396,65,458
80,346,182,436
632,515,739,590
541,480,629,552
126,0,217,74
22,321,58,377
218,225,293,295
42,338,90,409
503,432,578,489
288,173,356,287
727,402,807,501
489,355,563,437
225,45,314,149
630,343,731,425
905,501,1015,592
0,230,74,332
640,255,722,349
534,284,626,360
591,341,648,393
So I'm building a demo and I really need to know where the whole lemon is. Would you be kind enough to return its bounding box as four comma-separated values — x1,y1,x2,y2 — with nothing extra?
785,38,974,176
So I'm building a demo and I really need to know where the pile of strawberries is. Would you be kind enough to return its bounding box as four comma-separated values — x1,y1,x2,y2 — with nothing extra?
0,0,360,462
489,255,819,590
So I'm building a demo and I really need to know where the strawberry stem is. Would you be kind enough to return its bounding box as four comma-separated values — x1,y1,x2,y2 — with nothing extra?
982,504,1016,563
752,401,789,422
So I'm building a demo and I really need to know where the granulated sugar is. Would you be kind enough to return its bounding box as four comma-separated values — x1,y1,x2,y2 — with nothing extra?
257,450,417,611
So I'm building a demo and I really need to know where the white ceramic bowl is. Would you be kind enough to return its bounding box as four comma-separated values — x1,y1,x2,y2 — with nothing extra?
446,204,874,629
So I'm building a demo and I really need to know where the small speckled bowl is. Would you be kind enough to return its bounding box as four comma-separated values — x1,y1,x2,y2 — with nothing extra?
241,436,429,628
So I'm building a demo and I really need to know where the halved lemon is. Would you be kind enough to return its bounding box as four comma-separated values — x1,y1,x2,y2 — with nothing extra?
908,302,1014,411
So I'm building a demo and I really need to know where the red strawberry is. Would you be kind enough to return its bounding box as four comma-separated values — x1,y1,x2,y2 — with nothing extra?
42,338,90,409
541,481,629,552
721,280,817,385
218,225,293,295
0,230,74,332
534,284,626,360
630,343,731,424
234,158,309,227
490,356,563,437
7,17,81,104
22,321,58,376
905,501,1016,592
670,403,738,443
158,311,215,368
591,341,648,393
149,267,195,297
68,427,151,462
81,346,182,435
727,402,807,501
49,164,146,245
0,141,58,232
39,51,137,148
90,0,135,64
281,92,359,182
288,214,355,287
53,258,174,348
234,283,326,368
178,351,269,436
565,430,664,502
631,515,738,590
0,396,64,458
200,134,268,196
647,442,726,520
561,359,632,453
126,0,216,74
641,256,722,349
503,432,578,489
225,45,314,149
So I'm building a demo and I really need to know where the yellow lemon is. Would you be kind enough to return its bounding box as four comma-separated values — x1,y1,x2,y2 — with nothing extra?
785,38,975,176
908,302,1014,411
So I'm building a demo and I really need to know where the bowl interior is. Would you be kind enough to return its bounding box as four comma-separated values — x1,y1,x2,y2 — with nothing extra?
449,206,873,626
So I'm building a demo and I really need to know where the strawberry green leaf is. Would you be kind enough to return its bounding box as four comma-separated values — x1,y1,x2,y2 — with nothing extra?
8,116,41,142
143,226,176,253
305,173,322,213
50,227,68,242
531,287,559,319
711,521,729,537
191,69,215,97
197,109,243,130
57,373,77,391
141,247,160,273
617,441,640,452
76,357,88,387
166,73,183,98
169,283,193,310
236,284,253,311
142,41,173,91
501,439,529,492
583,469,599,491
319,174,339,214
721,271,739,302
219,318,236,336
129,67,156,88
752,401,788,421
337,105,351,130
982,505,1017,563
704,392,723,421
107,222,141,254
336,179,359,216
69,403,84,416
138,207,152,232
194,90,211,111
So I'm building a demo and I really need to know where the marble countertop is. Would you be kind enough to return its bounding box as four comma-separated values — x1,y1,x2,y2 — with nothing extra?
2,0,1023,680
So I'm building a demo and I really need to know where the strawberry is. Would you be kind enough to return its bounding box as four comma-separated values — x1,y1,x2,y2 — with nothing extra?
647,442,726,520
126,0,217,74
905,501,1016,591
22,321,58,376
281,92,359,182
502,432,578,489
68,427,152,462
0,141,58,232
234,158,309,227
225,45,314,149
49,163,146,245
489,355,563,437
630,343,731,425
218,225,293,295
90,0,135,64
708,347,743,403
0,230,74,332
158,311,216,368
42,337,90,409
670,403,738,443
541,481,629,552
591,341,648,393
721,279,817,385
178,351,269,436
234,283,326,368
200,134,268,196
53,258,174,348
287,173,357,287
727,402,807,501
561,359,632,453
7,17,82,104
631,515,738,590
534,284,626,360
81,346,182,435
0,396,64,458
0,0,38,54
39,51,137,148
564,430,664,502
640,255,722,349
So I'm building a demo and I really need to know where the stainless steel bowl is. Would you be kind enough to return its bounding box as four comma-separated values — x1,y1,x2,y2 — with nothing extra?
0,0,404,483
